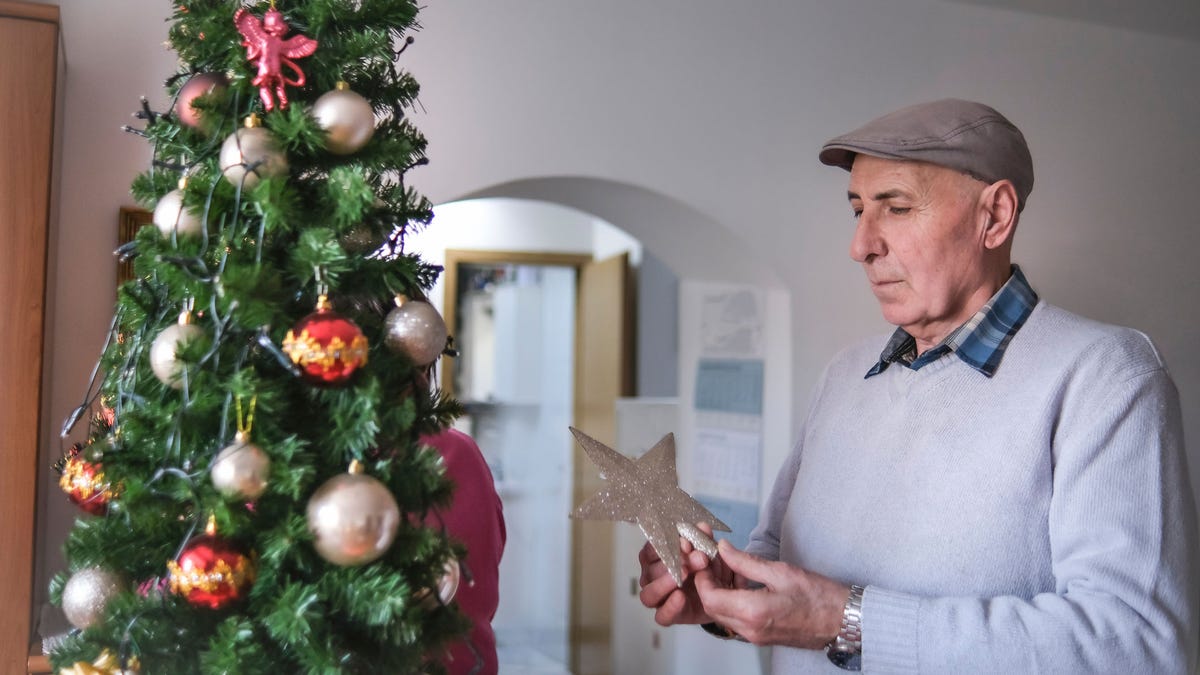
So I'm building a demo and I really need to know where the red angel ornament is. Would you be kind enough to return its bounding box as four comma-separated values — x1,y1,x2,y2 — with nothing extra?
233,5,318,111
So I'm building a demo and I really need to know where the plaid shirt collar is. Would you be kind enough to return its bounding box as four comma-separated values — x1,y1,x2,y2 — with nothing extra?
865,265,1038,379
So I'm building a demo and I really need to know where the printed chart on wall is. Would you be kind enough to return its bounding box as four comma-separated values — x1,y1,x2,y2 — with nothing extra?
692,286,764,549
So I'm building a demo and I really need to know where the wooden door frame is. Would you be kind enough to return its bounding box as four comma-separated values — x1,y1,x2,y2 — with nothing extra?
0,2,60,673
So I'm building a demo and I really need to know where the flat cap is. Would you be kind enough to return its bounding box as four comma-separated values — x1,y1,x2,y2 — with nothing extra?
819,98,1034,211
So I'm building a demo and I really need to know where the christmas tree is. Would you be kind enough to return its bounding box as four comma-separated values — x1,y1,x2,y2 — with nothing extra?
49,1,471,672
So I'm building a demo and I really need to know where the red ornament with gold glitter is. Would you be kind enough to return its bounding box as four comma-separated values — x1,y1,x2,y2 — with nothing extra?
56,443,113,516
167,518,256,610
282,294,369,385
233,3,318,111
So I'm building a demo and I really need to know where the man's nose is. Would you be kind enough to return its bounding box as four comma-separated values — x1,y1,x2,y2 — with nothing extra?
850,211,885,262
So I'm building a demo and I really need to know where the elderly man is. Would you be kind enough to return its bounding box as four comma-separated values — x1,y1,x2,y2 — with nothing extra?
638,99,1199,673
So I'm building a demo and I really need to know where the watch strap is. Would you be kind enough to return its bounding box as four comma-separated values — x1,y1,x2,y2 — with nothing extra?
700,621,747,642
826,584,865,671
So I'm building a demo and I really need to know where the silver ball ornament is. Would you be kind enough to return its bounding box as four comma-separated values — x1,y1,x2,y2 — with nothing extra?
152,188,203,238
384,295,448,367
150,320,204,389
61,566,126,630
306,462,400,566
219,125,288,189
313,82,376,155
211,432,270,500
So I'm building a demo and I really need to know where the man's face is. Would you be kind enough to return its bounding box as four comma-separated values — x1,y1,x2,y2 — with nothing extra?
846,155,990,346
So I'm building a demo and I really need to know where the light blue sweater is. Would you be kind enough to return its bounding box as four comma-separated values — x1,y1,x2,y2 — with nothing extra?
748,301,1199,673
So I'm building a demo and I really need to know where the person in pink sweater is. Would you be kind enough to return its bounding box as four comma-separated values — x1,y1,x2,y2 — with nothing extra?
423,427,506,675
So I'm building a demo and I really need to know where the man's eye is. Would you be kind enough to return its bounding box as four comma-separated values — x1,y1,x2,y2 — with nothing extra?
889,207,911,215
851,209,863,220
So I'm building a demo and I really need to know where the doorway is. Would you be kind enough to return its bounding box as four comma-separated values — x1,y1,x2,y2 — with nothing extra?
443,252,587,674
439,247,634,675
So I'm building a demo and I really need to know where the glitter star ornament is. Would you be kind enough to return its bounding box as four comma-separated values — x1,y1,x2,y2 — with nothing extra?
569,427,730,587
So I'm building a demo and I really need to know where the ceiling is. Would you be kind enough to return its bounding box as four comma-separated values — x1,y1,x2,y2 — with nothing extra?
945,0,1200,42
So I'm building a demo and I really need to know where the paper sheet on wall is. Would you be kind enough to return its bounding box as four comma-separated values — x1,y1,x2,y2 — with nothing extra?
699,287,764,359
692,355,764,549
693,426,761,503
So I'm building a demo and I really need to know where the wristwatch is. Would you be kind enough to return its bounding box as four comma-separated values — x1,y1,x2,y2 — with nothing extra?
701,621,748,642
826,584,864,671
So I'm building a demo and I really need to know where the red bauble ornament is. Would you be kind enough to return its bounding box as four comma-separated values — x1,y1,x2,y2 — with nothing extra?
233,6,318,111
174,72,228,128
56,443,112,516
282,295,369,385
167,521,256,610
96,404,115,429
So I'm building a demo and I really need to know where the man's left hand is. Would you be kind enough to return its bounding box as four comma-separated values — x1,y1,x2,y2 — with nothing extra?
693,538,851,649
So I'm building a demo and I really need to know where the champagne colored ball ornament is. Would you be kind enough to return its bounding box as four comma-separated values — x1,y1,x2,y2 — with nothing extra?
306,460,400,566
282,294,369,385
417,558,462,609
384,294,447,367
61,566,127,630
152,178,203,238
437,558,461,603
174,72,228,129
338,224,386,254
150,309,203,389
211,432,270,501
56,443,113,516
219,114,288,189
339,198,389,253
167,518,256,610
313,81,376,155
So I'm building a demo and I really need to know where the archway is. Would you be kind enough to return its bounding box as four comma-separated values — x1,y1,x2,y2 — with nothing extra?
408,177,791,675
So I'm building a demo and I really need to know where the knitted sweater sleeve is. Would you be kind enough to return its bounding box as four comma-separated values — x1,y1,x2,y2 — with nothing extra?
746,357,836,561
863,336,1199,674
745,439,806,561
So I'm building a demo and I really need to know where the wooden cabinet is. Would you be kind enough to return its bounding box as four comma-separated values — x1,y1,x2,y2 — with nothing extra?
0,2,61,673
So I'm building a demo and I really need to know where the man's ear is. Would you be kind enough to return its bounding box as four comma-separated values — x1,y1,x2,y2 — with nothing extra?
980,179,1019,250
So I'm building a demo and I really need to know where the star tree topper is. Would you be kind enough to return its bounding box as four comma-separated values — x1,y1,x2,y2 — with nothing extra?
569,427,730,587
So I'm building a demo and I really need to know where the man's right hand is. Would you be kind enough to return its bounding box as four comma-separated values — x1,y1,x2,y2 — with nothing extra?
637,539,713,625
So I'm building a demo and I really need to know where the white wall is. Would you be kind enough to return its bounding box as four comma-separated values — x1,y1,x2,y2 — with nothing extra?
33,0,1200,657
399,0,1200,544
404,197,640,317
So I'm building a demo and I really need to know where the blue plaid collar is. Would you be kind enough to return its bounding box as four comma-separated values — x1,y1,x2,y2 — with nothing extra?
865,265,1038,379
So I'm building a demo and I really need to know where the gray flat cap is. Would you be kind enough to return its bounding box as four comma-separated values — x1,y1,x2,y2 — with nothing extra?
819,98,1034,211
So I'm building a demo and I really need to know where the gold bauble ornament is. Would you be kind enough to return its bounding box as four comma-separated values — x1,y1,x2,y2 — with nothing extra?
211,431,270,500
306,460,399,566
416,558,461,609
149,310,204,389
338,224,386,254
61,566,127,630
313,81,376,155
151,179,202,238
219,114,288,189
383,294,447,367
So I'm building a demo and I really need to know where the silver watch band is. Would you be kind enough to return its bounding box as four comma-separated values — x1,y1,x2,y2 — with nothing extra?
826,584,864,671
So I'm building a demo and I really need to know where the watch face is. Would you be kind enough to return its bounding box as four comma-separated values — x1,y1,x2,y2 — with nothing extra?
827,649,862,671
